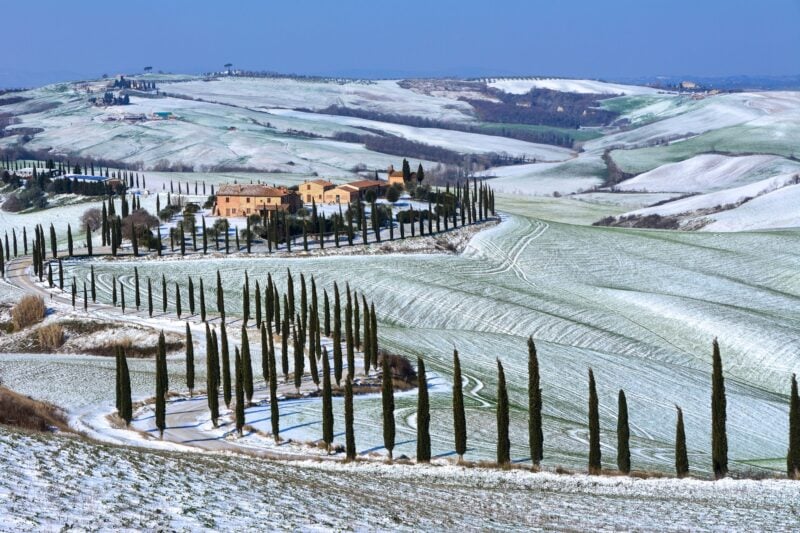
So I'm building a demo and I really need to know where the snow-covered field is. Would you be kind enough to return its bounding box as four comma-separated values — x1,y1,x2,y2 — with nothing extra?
3,428,798,531
485,77,660,96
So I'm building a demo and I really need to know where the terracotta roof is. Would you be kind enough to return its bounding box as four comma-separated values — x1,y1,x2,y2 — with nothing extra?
217,184,289,197
306,179,334,187
345,179,386,189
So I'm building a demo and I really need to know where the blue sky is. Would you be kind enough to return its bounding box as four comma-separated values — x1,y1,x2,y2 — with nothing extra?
1,0,797,87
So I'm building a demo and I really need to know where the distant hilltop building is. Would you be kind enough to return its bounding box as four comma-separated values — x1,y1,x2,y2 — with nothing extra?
214,183,302,217
680,81,698,90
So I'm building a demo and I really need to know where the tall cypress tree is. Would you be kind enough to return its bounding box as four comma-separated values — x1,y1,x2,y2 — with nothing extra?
220,323,232,408
216,270,225,320
199,278,206,322
711,338,728,479
86,224,92,256
362,294,371,375
381,352,395,461
261,323,270,388
453,349,467,462
353,294,360,349
206,324,220,427
321,346,334,452
588,368,601,475
293,319,304,393
370,302,378,369
241,325,254,404
161,274,167,313
281,300,290,380
787,374,800,479
188,277,195,316
497,359,511,466
675,405,689,478
268,329,280,441
147,278,154,317
617,389,631,474
234,347,245,436
185,322,195,396
134,267,140,310
323,290,331,336
416,357,431,463
528,337,543,467
255,281,262,328
155,331,167,438
344,376,356,461
175,283,181,318
67,224,74,256
119,347,132,425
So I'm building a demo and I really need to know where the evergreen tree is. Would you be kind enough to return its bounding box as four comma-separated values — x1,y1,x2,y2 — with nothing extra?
49,223,56,259
321,346,334,452
118,347,132,425
268,328,280,441
71,279,77,307
711,338,728,479
202,216,207,254
188,277,195,316
362,294,371,375
67,224,73,256
234,347,245,436
788,374,800,479
588,368,601,475
220,323,232,408
134,267,140,310
206,324,220,426
281,302,290,380
323,290,331,336
216,270,225,320
185,322,195,396
353,294,360,349
528,337,543,467
370,302,378,369
452,349,467,462
260,322,270,386
155,331,167,438
333,284,343,385
617,389,631,474
497,359,511,465
241,325,254,404
131,222,138,256
255,281,262,328
86,224,93,256
293,319,304,393
416,357,431,463
675,405,689,478
147,278,153,317
381,352,395,461
175,283,181,318
344,376,356,461
345,296,354,380
199,278,206,322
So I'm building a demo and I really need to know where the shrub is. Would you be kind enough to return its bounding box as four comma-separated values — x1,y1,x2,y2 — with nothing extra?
37,323,64,351
0,386,69,431
12,295,45,331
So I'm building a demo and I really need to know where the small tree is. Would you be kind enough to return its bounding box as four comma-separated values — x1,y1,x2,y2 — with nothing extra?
381,352,395,461
588,368,601,475
788,374,800,479
155,331,167,438
416,357,431,463
344,376,356,461
675,405,689,478
617,389,630,474
452,349,467,462
711,338,728,479
234,347,245,437
528,337,543,467
496,359,510,466
185,322,195,396
321,346,334,452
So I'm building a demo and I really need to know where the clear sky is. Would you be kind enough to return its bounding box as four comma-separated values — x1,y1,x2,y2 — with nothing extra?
1,0,798,87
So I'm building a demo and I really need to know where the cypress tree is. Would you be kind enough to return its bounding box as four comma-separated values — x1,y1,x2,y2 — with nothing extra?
287,269,295,320
344,376,356,461
175,283,181,318
255,281,262,328
202,216,207,254
362,294,371,375
188,277,195,316
155,331,167,438
497,359,511,466
300,274,308,334
1,241,5,277
71,279,77,307
180,223,186,256
131,222,138,256
199,278,206,322
234,347,245,436
241,325,254,404
711,338,728,479
119,280,125,312
86,224,92,256
381,351,395,461
58,260,63,291
333,284,342,385
676,405,689,478
161,274,167,313
220,323,232,408
528,337,543,467
353,294,360,349
788,374,800,479
206,324,220,427
416,357,431,463
49,223,56,259
321,346,334,452
281,302,290,380
119,347,132,425
617,389,631,474
370,302,378,369
453,349,467,462
345,296,354,380
307,310,320,388
134,267,140,310
147,278,153,317
185,322,195,396
323,290,331,336
67,224,73,256
83,283,88,311
216,270,225,320
261,322,270,386
588,368,601,475
261,325,277,439
47,262,53,288
293,319,304,393
115,346,122,414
